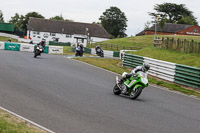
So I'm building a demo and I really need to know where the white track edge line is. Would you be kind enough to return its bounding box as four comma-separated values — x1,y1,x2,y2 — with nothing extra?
0,106,55,133
67,57,200,100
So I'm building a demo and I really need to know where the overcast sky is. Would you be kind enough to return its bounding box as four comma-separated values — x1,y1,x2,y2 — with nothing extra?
0,0,200,36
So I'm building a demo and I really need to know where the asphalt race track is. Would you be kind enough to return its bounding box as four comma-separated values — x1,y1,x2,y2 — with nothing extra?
0,50,200,133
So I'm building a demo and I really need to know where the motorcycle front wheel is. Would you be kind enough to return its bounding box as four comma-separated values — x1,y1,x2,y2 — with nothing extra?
34,50,39,58
113,84,121,95
129,86,143,100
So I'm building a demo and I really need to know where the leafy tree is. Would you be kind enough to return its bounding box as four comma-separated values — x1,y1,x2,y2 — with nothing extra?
159,19,166,32
22,12,44,31
149,3,198,25
50,15,64,20
99,6,128,38
177,16,198,25
0,10,4,23
9,13,25,30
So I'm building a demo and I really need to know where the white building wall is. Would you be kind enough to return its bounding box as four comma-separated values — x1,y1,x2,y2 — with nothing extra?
27,30,109,46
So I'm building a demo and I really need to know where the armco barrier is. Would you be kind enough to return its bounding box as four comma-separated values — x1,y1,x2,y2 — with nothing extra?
84,47,92,54
144,57,176,82
175,64,200,89
122,53,200,89
104,50,114,57
72,47,120,58
113,51,120,57
49,41,71,46
122,54,144,68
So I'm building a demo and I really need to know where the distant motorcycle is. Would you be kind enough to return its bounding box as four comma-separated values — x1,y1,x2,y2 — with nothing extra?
75,47,83,57
95,46,104,57
34,44,44,58
113,71,149,100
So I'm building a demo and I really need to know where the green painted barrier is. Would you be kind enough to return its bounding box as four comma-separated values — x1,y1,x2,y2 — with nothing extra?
113,51,120,57
49,41,71,46
44,45,49,53
5,42,20,51
72,47,75,52
84,47,91,54
123,54,144,68
175,64,200,89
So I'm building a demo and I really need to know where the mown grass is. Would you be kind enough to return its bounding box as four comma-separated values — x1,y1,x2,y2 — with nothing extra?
98,35,200,68
75,57,200,98
0,109,46,133
0,36,18,42
127,47,200,67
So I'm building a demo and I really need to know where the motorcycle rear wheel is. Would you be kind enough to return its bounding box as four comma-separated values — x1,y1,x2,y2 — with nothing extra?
129,86,143,100
113,84,121,95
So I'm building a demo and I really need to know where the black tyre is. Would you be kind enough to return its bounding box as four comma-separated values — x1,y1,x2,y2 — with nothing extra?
100,53,104,57
113,84,121,95
34,50,38,58
129,86,143,100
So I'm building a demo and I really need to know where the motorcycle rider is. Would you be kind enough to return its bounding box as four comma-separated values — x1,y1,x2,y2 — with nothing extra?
35,39,46,55
38,39,46,49
118,63,150,93
95,46,103,54
80,44,84,56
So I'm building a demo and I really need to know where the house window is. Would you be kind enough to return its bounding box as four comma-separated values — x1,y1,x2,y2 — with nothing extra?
66,34,72,38
51,33,56,36
33,31,40,35
33,35,36,37
194,29,198,33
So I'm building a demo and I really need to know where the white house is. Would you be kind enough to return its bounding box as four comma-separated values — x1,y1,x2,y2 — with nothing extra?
27,17,110,46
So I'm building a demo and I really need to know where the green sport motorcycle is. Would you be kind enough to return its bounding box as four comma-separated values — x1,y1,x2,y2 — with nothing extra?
113,71,149,100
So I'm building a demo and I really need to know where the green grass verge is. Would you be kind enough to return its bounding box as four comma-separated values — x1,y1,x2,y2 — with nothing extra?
0,36,18,42
0,109,45,133
75,57,200,98
97,35,200,68
127,47,200,67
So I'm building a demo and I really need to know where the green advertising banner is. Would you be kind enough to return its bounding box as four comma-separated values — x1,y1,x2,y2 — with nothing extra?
44,45,49,53
5,43,20,51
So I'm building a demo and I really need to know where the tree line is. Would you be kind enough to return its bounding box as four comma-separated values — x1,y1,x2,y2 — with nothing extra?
0,2,199,38
145,2,198,30
0,7,128,38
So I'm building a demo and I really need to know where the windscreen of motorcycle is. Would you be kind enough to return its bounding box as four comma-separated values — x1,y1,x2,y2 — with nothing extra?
139,72,148,85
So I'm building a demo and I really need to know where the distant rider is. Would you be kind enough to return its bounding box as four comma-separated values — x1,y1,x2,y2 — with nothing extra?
38,39,46,50
35,39,46,55
119,63,150,93
95,46,103,54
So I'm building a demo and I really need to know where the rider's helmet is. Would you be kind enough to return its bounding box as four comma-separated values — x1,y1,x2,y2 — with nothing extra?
142,63,150,72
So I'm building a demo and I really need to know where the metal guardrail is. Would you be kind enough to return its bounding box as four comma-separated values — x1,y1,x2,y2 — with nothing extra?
144,57,176,82
72,47,120,57
122,53,200,89
122,54,144,68
175,64,200,89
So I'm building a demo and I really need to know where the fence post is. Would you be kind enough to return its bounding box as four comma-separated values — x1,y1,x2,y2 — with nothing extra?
166,37,169,49
198,42,200,53
183,39,186,52
191,40,194,53
177,38,180,51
